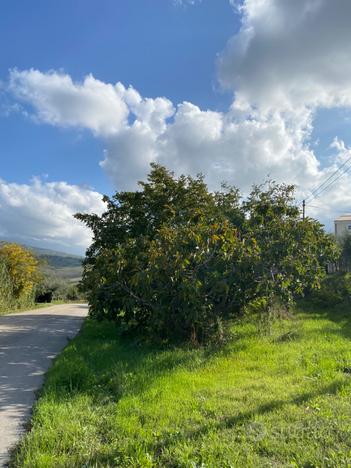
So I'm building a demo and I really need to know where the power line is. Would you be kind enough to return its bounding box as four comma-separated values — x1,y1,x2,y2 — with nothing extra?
305,154,351,203
307,204,322,209
318,164,351,197
300,155,351,219
308,161,351,202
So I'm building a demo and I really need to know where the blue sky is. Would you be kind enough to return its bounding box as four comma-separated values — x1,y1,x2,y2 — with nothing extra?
0,0,237,193
1,0,351,254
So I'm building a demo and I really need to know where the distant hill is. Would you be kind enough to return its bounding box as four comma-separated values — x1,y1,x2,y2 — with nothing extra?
0,241,84,282
25,245,83,258
30,246,84,282
38,254,82,268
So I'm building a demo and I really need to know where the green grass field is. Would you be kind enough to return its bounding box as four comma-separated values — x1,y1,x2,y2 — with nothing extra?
11,303,351,467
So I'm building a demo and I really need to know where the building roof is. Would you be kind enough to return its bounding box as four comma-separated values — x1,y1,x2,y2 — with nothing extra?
335,214,351,222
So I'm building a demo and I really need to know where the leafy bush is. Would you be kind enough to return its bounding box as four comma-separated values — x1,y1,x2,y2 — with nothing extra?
65,285,82,301
242,183,339,312
88,220,257,344
308,272,351,307
338,234,351,272
76,164,338,344
0,259,14,313
0,243,40,313
35,273,84,303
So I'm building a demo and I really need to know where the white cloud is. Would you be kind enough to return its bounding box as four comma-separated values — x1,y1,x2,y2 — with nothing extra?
303,141,351,223
0,178,105,254
8,1,351,232
9,69,129,136
218,0,351,112
8,67,351,230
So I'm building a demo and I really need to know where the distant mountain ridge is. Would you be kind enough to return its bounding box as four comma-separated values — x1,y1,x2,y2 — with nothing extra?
39,254,82,269
0,241,84,281
26,245,83,259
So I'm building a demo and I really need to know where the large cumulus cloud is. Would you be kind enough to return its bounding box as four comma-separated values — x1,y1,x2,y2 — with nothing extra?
7,0,351,235
219,0,351,112
8,69,321,192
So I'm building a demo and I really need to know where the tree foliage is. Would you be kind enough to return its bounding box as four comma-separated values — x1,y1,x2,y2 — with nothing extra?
0,243,41,313
242,182,339,313
338,234,351,271
0,243,40,298
0,258,14,312
35,272,83,303
76,164,338,344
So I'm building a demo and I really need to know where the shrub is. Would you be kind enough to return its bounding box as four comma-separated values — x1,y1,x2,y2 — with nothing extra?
0,243,40,299
338,234,351,272
88,220,258,344
0,259,14,313
35,274,63,302
35,273,84,303
308,272,351,307
66,285,82,301
76,165,338,345
0,243,40,313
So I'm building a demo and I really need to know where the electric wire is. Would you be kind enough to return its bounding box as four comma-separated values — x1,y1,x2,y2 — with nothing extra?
299,154,351,218
304,154,351,203
307,161,351,203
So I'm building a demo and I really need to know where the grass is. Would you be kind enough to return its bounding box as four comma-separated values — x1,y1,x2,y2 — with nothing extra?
0,300,71,316
11,302,351,467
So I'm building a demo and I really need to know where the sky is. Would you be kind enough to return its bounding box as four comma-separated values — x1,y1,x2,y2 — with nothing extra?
1,0,351,254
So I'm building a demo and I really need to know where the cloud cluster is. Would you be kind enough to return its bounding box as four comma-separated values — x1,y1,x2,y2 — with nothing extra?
8,69,318,192
6,0,351,247
0,178,105,254
8,69,346,201
219,0,351,112
9,69,129,136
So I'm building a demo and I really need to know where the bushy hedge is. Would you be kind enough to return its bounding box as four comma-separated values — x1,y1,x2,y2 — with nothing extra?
0,259,14,313
308,272,351,307
0,243,39,314
76,164,338,344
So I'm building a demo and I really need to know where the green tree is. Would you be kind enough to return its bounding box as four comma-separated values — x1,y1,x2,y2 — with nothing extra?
76,165,338,344
89,220,257,344
242,182,338,315
0,243,40,301
339,234,351,271
0,257,14,312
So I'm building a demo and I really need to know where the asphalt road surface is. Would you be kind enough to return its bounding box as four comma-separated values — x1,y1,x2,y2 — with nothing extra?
0,304,88,467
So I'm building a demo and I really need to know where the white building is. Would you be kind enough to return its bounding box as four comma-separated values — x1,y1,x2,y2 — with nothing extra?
334,214,351,239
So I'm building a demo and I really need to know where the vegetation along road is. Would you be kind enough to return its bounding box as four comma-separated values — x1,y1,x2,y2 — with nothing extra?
0,304,87,467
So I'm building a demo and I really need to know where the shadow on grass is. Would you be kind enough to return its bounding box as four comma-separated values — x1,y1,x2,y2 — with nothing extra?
297,299,351,340
44,318,254,404
39,302,351,408
45,308,350,408
10,311,351,466
153,378,347,454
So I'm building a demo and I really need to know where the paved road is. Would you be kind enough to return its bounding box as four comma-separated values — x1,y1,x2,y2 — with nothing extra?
0,304,88,467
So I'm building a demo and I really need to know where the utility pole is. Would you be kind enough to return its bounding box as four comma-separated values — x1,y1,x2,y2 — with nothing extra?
302,199,305,220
